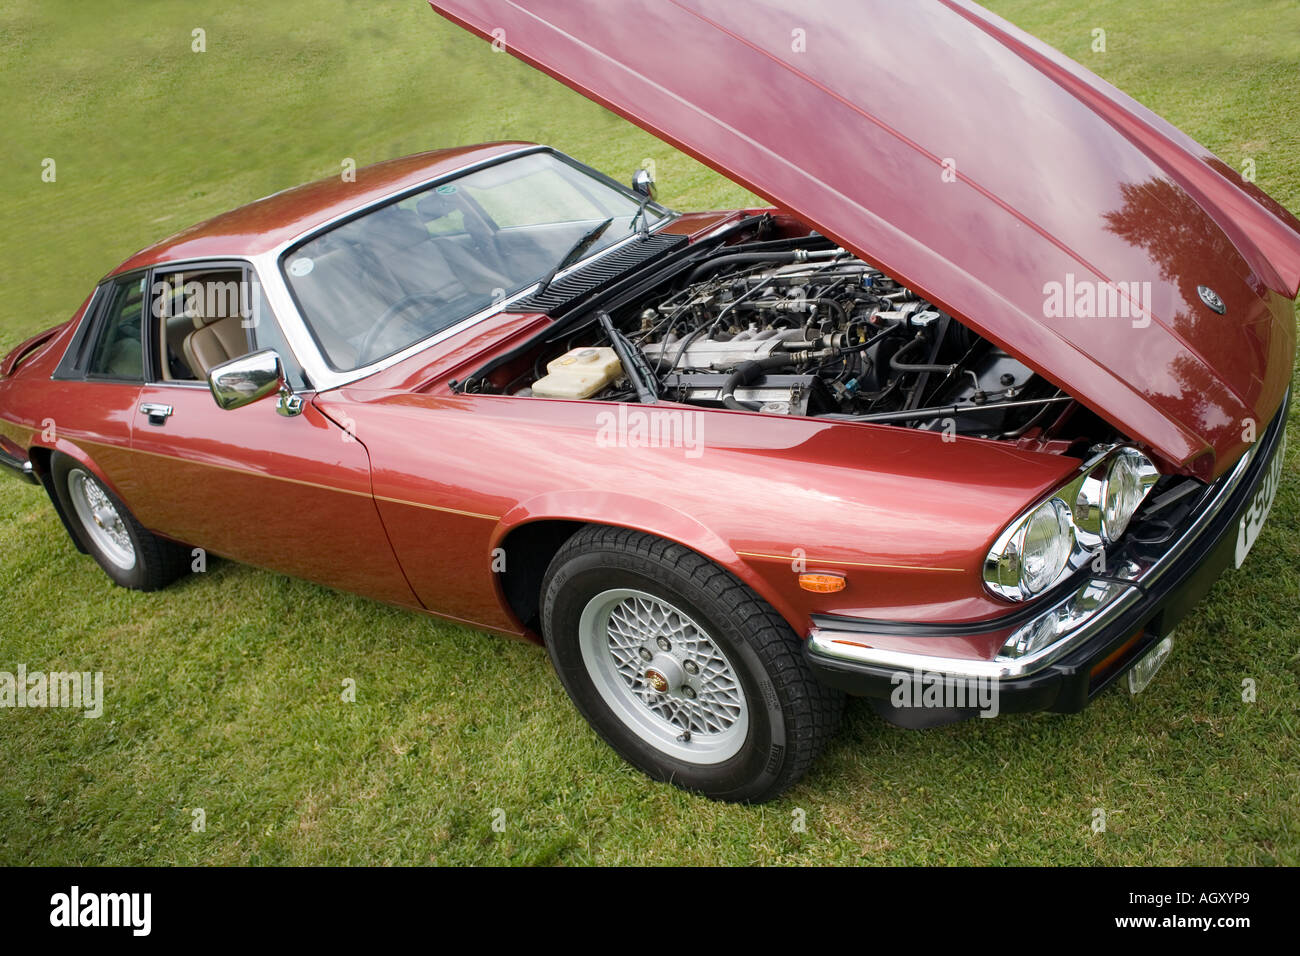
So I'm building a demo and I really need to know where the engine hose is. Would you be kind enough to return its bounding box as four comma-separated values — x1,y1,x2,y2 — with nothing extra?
686,249,838,284
719,354,796,410
734,296,851,330
889,334,954,375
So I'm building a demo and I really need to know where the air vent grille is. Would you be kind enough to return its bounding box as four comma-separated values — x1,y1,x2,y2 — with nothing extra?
513,233,688,315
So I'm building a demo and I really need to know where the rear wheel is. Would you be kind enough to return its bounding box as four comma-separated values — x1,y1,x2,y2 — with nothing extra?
541,526,844,802
51,452,190,591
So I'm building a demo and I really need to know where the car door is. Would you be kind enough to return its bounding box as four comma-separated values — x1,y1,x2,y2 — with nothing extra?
117,262,419,608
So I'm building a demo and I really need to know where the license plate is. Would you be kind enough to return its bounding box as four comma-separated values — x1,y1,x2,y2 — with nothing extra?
1234,432,1286,569
1128,635,1173,695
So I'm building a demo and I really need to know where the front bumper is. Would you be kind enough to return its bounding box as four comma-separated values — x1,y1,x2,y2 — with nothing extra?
805,392,1289,715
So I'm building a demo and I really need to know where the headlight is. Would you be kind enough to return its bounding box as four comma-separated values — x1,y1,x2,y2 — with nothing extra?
1101,448,1153,542
1000,579,1133,659
984,498,1074,601
985,445,1160,602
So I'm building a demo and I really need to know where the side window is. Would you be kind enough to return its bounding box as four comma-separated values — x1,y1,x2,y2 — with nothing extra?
150,267,254,382
146,265,308,391
87,276,146,381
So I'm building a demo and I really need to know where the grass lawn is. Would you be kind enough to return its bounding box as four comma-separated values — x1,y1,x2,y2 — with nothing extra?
0,0,1297,865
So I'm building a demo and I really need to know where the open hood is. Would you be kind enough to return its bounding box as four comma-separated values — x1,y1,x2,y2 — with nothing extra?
429,0,1300,477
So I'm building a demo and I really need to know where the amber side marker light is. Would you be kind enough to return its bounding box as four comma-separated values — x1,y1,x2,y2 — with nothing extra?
799,572,847,593
1090,628,1146,681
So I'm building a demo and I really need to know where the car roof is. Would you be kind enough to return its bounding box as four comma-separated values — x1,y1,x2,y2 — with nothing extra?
108,141,536,277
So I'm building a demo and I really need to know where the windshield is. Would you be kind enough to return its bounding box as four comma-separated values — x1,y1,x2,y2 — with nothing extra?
281,151,668,372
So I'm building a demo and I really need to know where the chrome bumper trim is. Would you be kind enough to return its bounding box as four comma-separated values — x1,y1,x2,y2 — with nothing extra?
0,445,37,485
808,583,1142,681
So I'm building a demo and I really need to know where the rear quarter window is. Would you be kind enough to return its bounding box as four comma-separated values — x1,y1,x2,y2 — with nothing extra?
86,276,146,381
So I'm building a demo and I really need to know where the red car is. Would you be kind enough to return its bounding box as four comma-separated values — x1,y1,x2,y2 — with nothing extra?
1,1,1296,801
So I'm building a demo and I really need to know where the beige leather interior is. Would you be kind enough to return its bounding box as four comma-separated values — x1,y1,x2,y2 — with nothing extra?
182,308,248,378
152,270,251,380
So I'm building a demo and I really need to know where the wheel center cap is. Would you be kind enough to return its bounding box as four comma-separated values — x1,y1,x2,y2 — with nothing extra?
643,654,685,695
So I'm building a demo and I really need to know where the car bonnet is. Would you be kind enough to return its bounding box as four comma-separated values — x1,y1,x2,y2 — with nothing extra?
429,0,1300,478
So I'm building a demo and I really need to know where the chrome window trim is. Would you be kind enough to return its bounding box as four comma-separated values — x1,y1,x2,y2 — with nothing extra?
51,282,106,381
73,256,315,395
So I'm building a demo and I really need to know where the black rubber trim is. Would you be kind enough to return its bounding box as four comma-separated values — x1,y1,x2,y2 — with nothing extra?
512,232,688,316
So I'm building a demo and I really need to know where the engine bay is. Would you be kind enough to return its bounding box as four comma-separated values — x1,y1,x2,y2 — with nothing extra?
465,227,1118,449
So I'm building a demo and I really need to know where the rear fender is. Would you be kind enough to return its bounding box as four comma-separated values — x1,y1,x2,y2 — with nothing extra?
28,440,132,555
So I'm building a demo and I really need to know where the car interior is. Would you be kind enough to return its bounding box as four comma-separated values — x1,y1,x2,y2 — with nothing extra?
153,269,255,382
282,164,633,372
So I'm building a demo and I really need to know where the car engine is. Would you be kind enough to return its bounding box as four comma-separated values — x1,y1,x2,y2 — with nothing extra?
494,236,1079,442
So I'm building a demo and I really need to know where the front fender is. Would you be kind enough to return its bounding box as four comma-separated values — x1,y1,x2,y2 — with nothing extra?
494,488,810,629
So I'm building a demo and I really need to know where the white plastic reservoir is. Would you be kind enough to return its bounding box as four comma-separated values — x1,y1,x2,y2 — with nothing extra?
531,347,624,399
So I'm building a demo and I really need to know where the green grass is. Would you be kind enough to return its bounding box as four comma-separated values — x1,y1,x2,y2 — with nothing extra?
1,0,1297,865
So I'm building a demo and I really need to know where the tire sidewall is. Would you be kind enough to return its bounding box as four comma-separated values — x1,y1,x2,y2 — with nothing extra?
544,547,792,802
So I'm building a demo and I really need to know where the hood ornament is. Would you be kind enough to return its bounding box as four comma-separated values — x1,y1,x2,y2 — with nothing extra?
1197,285,1226,314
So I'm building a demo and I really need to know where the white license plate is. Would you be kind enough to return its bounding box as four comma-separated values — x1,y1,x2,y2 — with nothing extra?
1127,635,1173,695
1234,432,1286,569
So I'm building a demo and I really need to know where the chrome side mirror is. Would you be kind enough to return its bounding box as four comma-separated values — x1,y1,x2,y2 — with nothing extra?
631,167,657,201
208,349,303,417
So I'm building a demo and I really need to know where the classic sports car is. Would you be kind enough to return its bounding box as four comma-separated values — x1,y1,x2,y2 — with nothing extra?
2,0,1297,802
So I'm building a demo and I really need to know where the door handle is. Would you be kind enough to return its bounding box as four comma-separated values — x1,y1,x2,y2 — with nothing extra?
139,403,173,425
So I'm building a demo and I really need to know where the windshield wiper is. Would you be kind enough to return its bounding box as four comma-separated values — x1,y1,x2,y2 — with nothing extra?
598,311,658,404
535,217,615,295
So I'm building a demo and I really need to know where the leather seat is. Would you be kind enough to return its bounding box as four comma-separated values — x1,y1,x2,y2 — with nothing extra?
182,306,248,378
368,205,511,302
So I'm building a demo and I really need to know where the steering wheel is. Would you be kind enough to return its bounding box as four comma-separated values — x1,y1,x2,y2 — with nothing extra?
357,292,447,366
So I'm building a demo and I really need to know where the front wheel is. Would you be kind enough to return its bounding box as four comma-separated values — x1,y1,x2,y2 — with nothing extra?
541,526,844,802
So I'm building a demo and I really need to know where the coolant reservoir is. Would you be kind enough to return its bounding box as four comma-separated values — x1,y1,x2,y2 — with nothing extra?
532,347,624,399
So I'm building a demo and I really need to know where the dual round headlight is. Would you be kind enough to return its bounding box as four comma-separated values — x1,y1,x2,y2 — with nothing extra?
1101,449,1150,542
984,497,1075,601
985,447,1158,602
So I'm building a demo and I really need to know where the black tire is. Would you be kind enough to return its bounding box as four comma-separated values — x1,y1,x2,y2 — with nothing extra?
50,451,190,591
541,525,844,802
